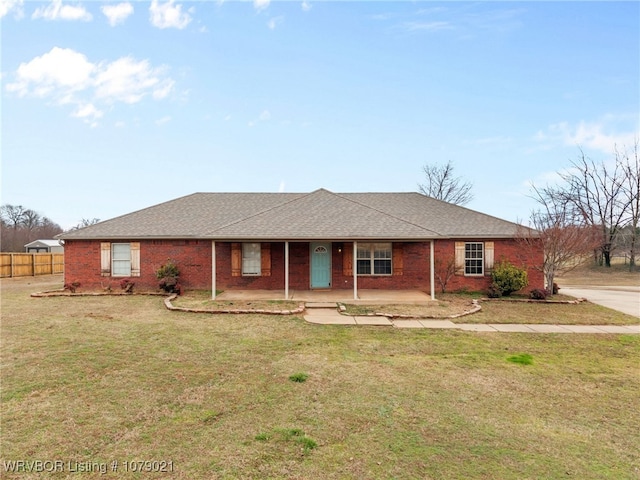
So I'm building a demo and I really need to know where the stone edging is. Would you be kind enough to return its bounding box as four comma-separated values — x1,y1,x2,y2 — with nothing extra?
30,291,586,318
31,289,167,297
337,299,483,320
31,290,305,315
479,297,587,305
163,294,306,315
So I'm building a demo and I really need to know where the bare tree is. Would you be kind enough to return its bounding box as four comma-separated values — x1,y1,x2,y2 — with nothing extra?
1,204,28,251
71,218,101,230
434,255,456,293
36,217,64,240
22,209,42,235
418,161,473,205
519,185,600,292
556,149,630,267
0,205,63,251
619,142,639,269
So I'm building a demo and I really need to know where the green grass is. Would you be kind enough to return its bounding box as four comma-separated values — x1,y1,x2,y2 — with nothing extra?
288,372,309,383
506,353,534,365
2,276,640,479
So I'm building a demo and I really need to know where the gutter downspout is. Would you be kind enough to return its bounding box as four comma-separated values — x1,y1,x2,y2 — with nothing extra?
211,241,216,300
430,240,435,300
285,241,289,300
353,240,358,300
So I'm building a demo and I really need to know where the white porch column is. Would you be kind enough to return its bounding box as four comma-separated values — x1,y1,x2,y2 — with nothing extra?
430,240,435,300
353,240,358,300
211,240,216,300
284,241,289,300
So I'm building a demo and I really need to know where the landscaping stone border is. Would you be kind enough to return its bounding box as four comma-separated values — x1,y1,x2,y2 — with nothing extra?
32,290,306,315
31,289,167,297
337,299,483,320
479,297,587,305
164,294,306,316
31,290,586,319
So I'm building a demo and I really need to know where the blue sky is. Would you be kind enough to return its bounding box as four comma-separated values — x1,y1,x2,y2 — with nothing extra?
2,1,638,230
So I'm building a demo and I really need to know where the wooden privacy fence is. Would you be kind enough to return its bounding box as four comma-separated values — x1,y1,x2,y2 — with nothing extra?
0,253,64,278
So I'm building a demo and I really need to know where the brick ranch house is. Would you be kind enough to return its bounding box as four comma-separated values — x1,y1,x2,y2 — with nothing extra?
58,189,543,299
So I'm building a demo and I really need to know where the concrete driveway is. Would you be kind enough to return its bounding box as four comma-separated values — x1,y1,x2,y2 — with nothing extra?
561,285,640,318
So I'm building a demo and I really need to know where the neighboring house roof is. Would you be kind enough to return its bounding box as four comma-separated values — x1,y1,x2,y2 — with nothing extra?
58,188,533,241
25,239,62,248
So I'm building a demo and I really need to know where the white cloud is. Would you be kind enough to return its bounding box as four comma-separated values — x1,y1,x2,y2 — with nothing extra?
259,110,271,121
536,116,639,154
267,15,283,30
6,47,95,97
279,180,286,192
6,47,175,125
0,0,24,19
301,0,311,12
401,21,453,32
94,57,172,104
248,109,271,127
149,0,192,29
32,0,92,21
254,0,269,12
101,2,133,26
72,103,104,128
152,79,175,100
155,115,171,125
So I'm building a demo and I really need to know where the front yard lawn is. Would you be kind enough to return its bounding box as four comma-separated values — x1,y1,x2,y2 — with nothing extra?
1,276,639,479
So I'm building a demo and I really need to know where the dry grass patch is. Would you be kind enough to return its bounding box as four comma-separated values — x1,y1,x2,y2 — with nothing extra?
2,275,640,479
342,295,476,318
462,298,638,325
343,294,639,325
173,290,300,312
557,261,640,287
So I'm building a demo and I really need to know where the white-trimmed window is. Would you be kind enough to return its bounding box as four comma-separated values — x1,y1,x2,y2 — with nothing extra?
242,242,261,276
465,242,484,276
112,243,132,276
357,243,392,275
100,242,140,277
454,241,494,276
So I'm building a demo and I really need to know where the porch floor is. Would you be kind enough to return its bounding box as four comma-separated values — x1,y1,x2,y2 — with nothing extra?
215,289,435,304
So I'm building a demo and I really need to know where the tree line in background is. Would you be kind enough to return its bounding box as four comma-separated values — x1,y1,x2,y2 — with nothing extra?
421,143,640,291
523,143,639,289
0,205,100,252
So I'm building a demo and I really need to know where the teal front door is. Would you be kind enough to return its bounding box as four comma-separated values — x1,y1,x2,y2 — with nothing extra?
310,242,331,288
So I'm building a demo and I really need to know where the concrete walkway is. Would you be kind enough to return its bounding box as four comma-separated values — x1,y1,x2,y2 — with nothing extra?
303,306,640,333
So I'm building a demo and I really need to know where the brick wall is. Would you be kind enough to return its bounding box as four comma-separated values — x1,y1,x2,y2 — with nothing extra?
64,238,543,294
433,238,544,293
64,240,212,291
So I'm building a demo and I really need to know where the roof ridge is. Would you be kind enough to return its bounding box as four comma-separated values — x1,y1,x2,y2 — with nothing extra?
335,192,443,236
205,191,313,235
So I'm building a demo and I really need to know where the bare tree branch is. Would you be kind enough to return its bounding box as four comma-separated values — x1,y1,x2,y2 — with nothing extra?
618,141,640,268
519,184,600,292
556,149,630,267
418,160,474,205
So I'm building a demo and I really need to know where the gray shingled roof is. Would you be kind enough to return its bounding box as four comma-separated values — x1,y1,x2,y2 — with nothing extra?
58,188,531,240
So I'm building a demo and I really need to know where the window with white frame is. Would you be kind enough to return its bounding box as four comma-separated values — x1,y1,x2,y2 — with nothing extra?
465,242,484,276
242,242,261,275
357,243,392,275
112,243,132,276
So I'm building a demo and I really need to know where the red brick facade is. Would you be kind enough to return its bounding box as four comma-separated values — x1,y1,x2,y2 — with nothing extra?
63,238,543,294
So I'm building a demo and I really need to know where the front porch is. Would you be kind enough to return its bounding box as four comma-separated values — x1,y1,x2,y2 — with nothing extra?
215,289,435,305
211,240,437,301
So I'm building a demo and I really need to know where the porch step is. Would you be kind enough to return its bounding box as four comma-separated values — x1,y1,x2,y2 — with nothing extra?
305,302,339,309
